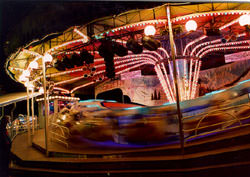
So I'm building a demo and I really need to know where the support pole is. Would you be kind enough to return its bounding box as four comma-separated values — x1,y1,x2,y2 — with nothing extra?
10,103,16,122
10,103,16,138
26,87,31,145
42,57,49,157
38,102,44,128
166,5,184,154
0,107,4,119
54,99,58,115
31,88,35,135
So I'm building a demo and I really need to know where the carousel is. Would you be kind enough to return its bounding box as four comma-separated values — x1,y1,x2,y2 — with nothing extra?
4,2,250,176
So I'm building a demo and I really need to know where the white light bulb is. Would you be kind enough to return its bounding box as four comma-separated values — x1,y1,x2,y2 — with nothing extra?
24,82,34,89
185,20,197,32
39,87,44,94
144,25,156,36
62,115,66,120
239,14,250,26
29,61,38,69
43,53,53,63
23,70,30,77
19,74,28,82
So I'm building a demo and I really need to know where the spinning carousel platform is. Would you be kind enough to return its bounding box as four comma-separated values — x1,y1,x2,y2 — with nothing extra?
10,126,250,177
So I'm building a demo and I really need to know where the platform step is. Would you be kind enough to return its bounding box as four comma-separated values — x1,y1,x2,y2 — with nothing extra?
11,143,250,171
10,126,250,176
10,158,250,177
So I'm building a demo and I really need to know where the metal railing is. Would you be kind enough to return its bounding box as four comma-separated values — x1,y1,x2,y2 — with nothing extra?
182,103,250,142
50,123,70,148
7,116,39,141
49,113,70,148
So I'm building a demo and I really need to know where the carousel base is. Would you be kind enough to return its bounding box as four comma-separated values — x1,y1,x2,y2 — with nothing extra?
10,126,250,177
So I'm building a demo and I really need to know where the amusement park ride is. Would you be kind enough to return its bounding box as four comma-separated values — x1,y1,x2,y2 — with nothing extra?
2,2,250,176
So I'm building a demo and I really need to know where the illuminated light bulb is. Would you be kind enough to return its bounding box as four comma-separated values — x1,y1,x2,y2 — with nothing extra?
24,82,28,87
239,14,250,26
43,53,53,62
23,70,30,77
62,115,66,120
39,87,44,94
185,20,197,32
19,74,28,82
24,82,34,89
144,25,156,36
29,61,38,69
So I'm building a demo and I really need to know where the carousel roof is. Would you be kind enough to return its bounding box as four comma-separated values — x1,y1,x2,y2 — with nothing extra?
0,92,41,107
5,2,250,94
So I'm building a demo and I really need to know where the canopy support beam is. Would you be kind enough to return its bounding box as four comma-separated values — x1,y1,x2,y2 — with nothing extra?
26,87,31,145
42,46,50,157
166,4,184,154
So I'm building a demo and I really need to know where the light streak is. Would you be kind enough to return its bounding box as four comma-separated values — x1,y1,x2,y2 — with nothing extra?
188,59,193,100
190,59,198,99
190,39,221,56
161,62,175,101
155,64,174,103
199,45,250,58
70,81,95,93
191,60,202,99
183,35,207,56
196,40,250,57
53,87,70,94
157,47,170,58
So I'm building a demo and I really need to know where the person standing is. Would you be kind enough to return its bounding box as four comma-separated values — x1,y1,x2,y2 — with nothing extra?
0,115,11,177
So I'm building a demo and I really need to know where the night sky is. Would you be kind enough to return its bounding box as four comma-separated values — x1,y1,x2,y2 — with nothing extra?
0,0,164,95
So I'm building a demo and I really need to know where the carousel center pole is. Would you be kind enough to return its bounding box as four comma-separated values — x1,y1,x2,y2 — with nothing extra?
166,4,185,154
42,55,49,157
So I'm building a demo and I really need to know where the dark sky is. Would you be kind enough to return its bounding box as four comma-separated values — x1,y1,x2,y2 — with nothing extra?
0,1,164,94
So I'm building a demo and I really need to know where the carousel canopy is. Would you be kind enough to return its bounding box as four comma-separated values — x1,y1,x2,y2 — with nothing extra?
0,92,41,107
5,2,250,96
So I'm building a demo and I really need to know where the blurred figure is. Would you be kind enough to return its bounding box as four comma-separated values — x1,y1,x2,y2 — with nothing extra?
0,115,11,177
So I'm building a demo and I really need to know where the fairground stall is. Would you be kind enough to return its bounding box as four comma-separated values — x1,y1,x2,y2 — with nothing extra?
5,2,250,176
